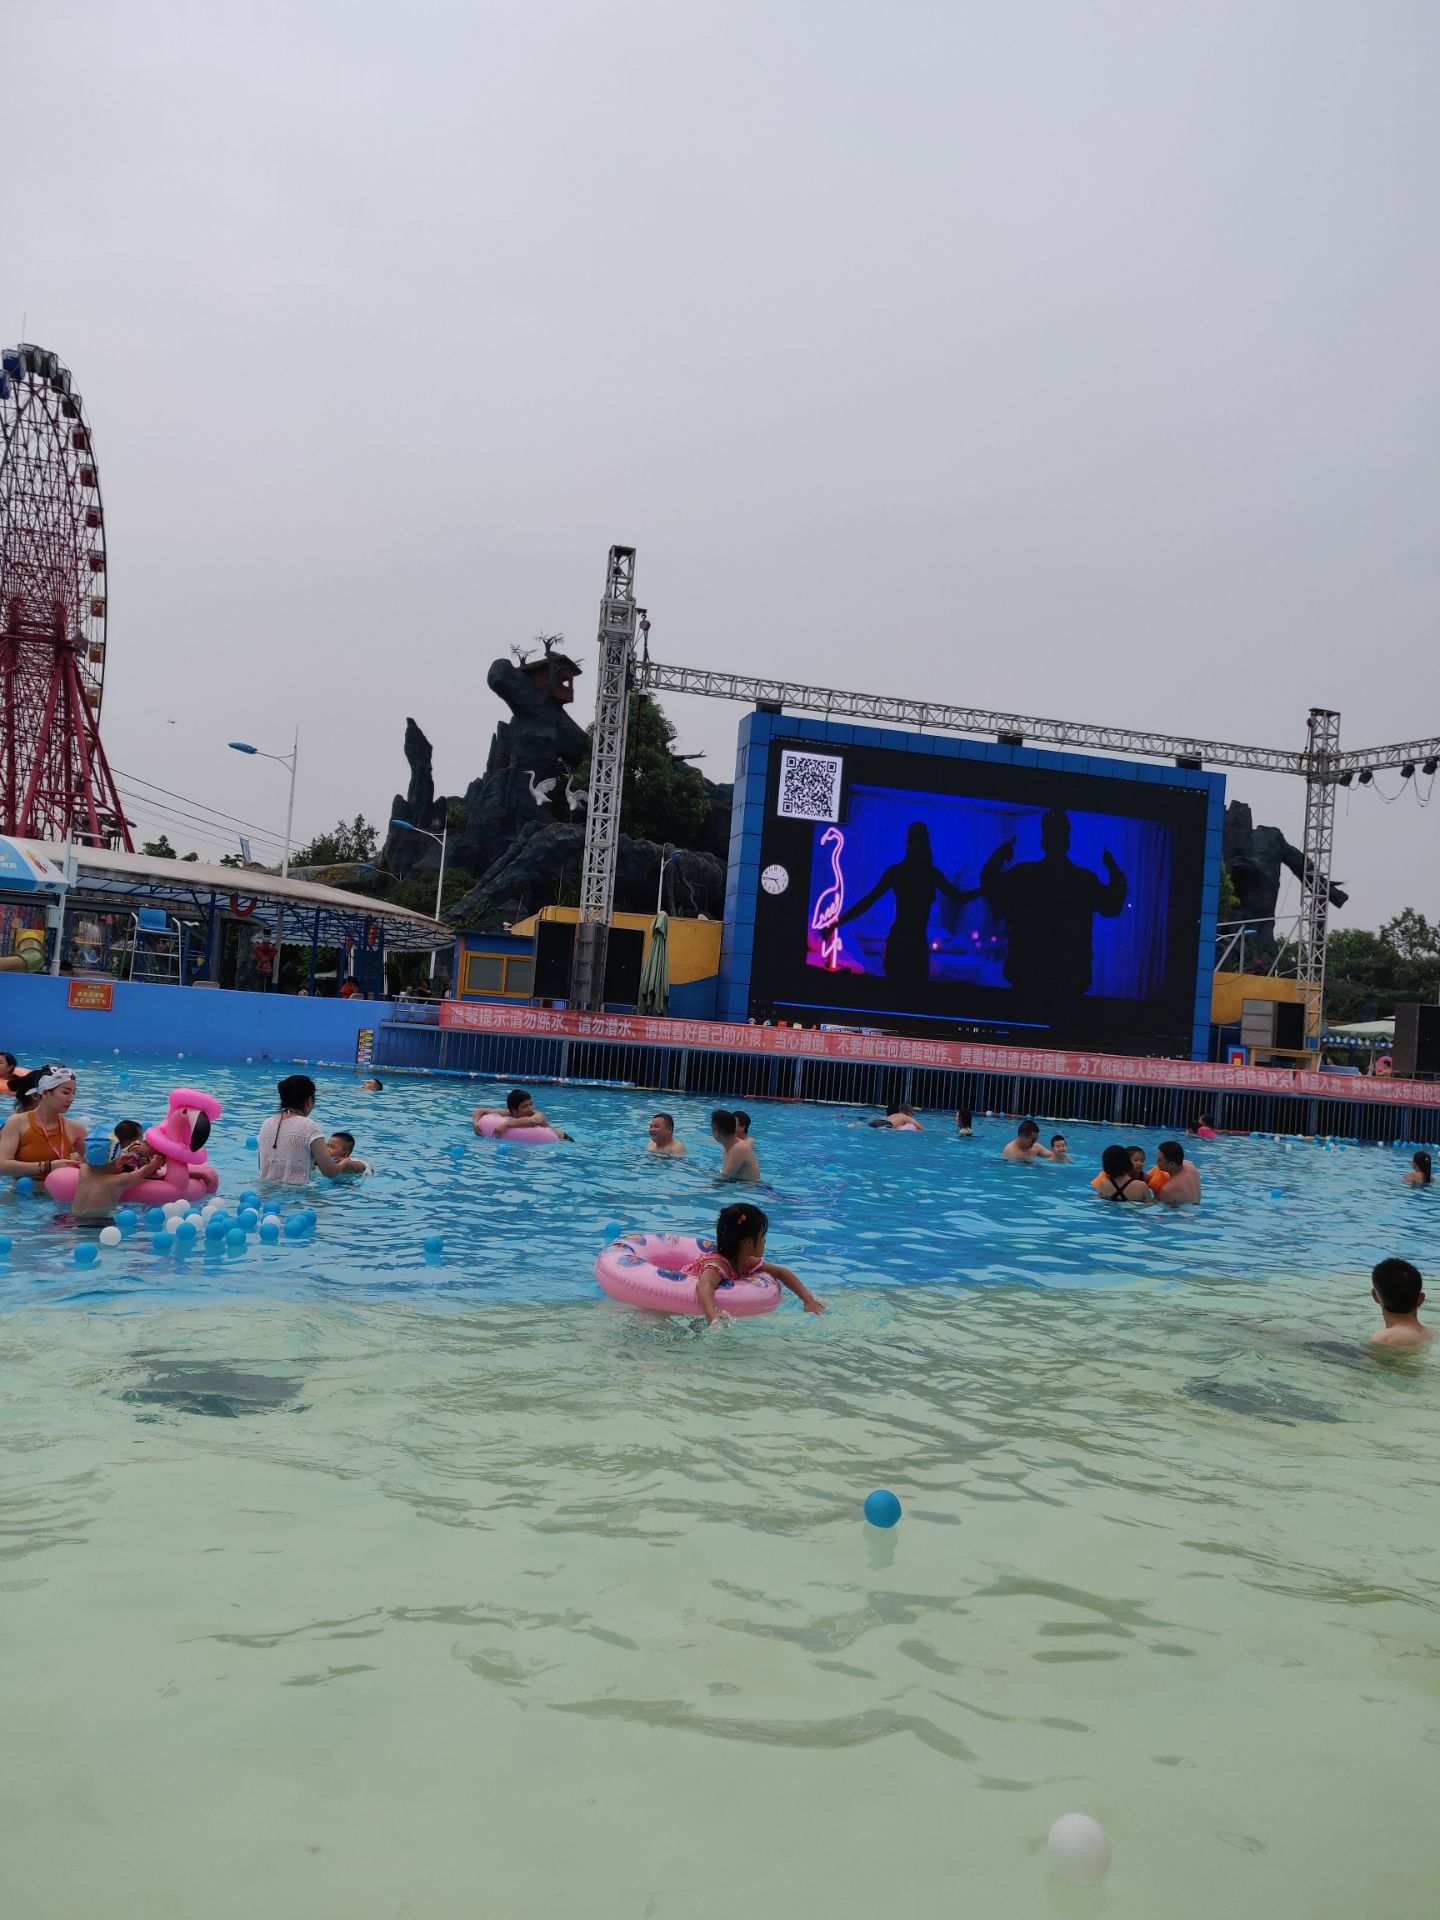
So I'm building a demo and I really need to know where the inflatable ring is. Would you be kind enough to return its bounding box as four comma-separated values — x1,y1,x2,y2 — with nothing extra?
595,1232,781,1317
229,895,256,917
475,1113,560,1145
46,1084,225,1208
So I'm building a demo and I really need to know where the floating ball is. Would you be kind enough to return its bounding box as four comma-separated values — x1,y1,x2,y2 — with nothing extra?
239,1190,259,1209
73,1242,99,1266
1046,1813,1111,1885
260,1214,283,1232
1270,1187,1284,1199
282,1214,309,1240
244,1136,258,1151
99,1225,123,1247
144,1207,166,1232
449,1143,466,1159
602,1220,624,1243
226,1227,247,1252
258,1220,280,1244
115,1208,138,1232
174,1218,198,1242
151,1231,176,1254
237,1208,260,1232
204,1216,229,1240
423,1233,444,1255
863,1489,903,1529
15,1176,34,1196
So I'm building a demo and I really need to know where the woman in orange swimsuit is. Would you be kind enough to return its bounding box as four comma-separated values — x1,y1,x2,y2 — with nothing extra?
0,1065,87,1178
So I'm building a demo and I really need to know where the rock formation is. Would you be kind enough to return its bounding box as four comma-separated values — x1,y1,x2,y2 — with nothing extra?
1222,800,1347,951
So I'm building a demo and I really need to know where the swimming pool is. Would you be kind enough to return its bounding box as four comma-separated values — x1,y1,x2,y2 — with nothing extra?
2,1055,1438,1917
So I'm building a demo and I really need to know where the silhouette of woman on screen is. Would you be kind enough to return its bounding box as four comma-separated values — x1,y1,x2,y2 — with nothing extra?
836,823,978,994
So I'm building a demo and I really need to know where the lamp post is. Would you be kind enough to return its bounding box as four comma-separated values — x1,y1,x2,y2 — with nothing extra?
390,817,449,981
656,842,677,916
228,729,299,877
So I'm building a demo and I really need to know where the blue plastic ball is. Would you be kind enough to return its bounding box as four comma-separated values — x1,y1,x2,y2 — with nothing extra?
239,1190,259,1209
449,1143,466,1158
1270,1187,1284,1199
115,1208,138,1233
283,1214,308,1239
259,1220,280,1244
423,1233,444,1255
226,1227,247,1252
174,1218,198,1242
863,1489,903,1529
204,1216,228,1240
151,1231,176,1254
144,1207,167,1232
73,1242,99,1266
237,1208,260,1232
602,1220,624,1243
15,1176,34,1196
245,1136,258,1151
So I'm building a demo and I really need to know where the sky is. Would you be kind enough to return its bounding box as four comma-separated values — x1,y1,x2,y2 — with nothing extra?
7,0,1439,928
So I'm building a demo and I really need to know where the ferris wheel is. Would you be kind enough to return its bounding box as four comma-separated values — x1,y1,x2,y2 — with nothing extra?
0,342,131,847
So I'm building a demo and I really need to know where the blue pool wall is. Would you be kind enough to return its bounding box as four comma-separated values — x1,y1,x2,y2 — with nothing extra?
0,975,382,1063
716,710,1225,1060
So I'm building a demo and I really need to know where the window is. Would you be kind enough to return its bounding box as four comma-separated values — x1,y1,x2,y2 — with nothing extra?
504,957,534,997
462,950,536,999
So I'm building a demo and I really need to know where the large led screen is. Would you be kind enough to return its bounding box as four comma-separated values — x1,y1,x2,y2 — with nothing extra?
748,740,1211,1053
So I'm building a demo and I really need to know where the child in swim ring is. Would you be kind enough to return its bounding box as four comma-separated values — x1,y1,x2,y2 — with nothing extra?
690,1202,826,1327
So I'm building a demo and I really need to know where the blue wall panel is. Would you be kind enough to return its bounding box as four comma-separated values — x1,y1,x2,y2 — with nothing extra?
0,976,384,1064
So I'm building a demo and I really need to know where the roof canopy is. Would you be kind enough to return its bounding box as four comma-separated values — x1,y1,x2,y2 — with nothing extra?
6,839,449,951
0,836,69,895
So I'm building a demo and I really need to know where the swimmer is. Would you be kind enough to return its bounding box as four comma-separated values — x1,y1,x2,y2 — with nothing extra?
326,1131,368,1175
1370,1258,1432,1349
1093,1143,1154,1202
1192,1113,1218,1140
711,1109,760,1182
473,1088,553,1136
0,1051,21,1094
690,1201,825,1326
954,1109,973,1137
734,1110,752,1140
1403,1151,1432,1188
1126,1145,1146,1179
647,1112,686,1158
360,1077,384,1092
73,1142,167,1224
0,1065,86,1178
109,1119,143,1160
1002,1119,1052,1163
1151,1139,1201,1205
257,1074,355,1184
869,1103,922,1131
1049,1134,1071,1163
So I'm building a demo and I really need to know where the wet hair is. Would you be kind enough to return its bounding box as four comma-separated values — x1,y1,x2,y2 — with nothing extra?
1126,1144,1145,1165
716,1201,769,1263
734,1110,751,1134
1101,1145,1133,1182
330,1130,355,1153
1412,1151,1432,1185
1158,1140,1184,1169
365,1077,384,1090
1373,1257,1424,1315
1017,1119,1039,1140
113,1120,143,1146
956,1109,972,1128
277,1073,316,1111
505,1088,533,1114
1050,1135,1067,1148
711,1108,738,1138
885,1103,904,1117
1196,1113,1213,1129
0,1052,14,1071
11,1069,42,1109
651,1112,675,1130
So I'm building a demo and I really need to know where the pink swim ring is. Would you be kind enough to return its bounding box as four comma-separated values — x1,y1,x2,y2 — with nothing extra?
475,1112,561,1145
44,1086,224,1207
595,1232,782,1317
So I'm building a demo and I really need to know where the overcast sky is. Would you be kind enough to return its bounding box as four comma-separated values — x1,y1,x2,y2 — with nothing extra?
9,0,1439,926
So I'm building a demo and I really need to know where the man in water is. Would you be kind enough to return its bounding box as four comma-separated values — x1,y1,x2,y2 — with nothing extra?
473,1088,552,1136
1370,1258,1432,1348
869,1103,923,1131
1002,1119,1052,1163
1151,1139,1201,1205
73,1138,167,1224
647,1113,686,1157
712,1109,760,1182
360,1078,384,1092
980,809,1127,1003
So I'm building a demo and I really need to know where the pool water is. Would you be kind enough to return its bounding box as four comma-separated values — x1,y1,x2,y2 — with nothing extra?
2,1057,1438,1917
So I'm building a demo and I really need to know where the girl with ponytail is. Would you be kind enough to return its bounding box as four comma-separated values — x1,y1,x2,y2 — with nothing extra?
690,1201,826,1327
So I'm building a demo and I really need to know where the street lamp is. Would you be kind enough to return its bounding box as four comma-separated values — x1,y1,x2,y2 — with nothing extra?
228,729,299,877
656,843,677,916
390,817,449,980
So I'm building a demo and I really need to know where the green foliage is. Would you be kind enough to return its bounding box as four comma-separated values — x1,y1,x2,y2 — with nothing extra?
573,695,708,846
1219,866,1241,921
1325,920,1440,1025
219,853,246,869
384,868,475,918
292,815,380,867
141,835,177,859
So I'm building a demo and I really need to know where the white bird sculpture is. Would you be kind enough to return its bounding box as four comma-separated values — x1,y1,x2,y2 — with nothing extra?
526,769,558,807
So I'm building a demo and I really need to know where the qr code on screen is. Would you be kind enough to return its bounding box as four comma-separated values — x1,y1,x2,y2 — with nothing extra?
777,750,843,822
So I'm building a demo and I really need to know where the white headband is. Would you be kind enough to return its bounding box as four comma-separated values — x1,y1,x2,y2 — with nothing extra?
35,1066,76,1093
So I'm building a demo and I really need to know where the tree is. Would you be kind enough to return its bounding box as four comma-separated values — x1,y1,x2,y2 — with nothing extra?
1325,920,1440,1025
142,835,177,859
292,815,380,867
1380,908,1440,965
572,695,709,846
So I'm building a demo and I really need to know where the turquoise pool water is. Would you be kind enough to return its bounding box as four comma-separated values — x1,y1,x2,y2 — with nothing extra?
2,1056,1438,1918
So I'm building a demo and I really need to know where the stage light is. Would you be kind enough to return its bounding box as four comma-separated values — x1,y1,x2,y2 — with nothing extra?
1337,770,1354,786
1402,763,1416,779
997,731,1025,747
1175,755,1203,770
1358,769,1373,785
1425,758,1438,776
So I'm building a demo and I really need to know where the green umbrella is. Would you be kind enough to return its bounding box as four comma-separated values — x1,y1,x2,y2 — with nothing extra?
638,911,670,1015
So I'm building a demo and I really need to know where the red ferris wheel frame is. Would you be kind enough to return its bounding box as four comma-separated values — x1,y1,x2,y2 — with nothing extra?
0,342,132,849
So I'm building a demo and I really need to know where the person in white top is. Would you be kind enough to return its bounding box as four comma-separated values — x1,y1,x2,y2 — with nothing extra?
257,1075,353,1185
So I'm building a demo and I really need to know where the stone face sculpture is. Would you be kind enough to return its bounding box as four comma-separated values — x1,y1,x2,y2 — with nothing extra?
1222,800,1347,951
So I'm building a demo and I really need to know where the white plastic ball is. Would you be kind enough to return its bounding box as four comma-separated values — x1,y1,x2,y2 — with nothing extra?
261,1214,283,1231
1046,1813,1110,1885
98,1225,122,1247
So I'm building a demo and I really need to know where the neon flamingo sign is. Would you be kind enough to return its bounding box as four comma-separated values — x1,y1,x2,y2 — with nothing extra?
810,826,847,970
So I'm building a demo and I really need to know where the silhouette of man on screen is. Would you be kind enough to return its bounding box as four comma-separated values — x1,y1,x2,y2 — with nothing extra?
980,810,1127,1000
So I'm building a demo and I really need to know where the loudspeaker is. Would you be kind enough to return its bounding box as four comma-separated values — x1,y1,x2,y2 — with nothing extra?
533,920,574,1000
603,927,645,1005
1273,1000,1305,1051
1393,1003,1440,1078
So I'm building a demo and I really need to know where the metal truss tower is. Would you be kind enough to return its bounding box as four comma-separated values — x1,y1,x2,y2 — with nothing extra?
569,545,637,1010
1296,708,1341,1050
